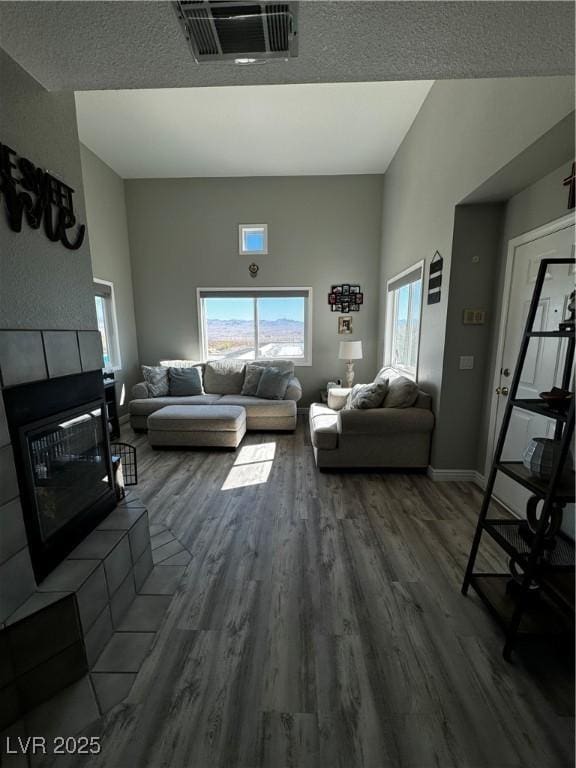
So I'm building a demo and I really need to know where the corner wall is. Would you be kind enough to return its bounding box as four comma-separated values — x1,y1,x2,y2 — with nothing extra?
378,75,575,467
80,145,140,416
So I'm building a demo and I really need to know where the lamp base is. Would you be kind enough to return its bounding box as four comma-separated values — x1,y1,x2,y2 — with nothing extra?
345,361,355,388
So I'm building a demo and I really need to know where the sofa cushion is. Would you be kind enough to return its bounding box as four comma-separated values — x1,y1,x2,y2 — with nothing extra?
142,365,169,397
284,376,303,402
345,380,389,410
255,367,292,400
203,360,245,395
327,387,350,411
130,395,222,417
241,364,264,396
383,376,419,408
217,395,296,419
309,403,340,450
168,367,203,396
250,359,295,376
148,405,245,432
339,407,434,435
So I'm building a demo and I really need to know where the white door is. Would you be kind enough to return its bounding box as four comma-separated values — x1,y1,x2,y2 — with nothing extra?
492,221,575,518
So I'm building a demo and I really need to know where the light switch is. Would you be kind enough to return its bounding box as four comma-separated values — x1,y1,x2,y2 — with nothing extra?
459,356,474,370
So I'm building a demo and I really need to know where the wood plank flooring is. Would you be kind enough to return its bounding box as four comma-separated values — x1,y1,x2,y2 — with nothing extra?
47,419,574,767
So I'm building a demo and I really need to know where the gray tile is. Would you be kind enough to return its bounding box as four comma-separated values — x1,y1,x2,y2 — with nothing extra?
6,590,70,626
110,572,136,628
140,565,186,595
149,523,167,536
77,331,103,373
92,632,154,673
0,331,47,388
0,499,26,565
133,543,153,591
42,331,81,379
0,445,19,507
117,489,145,509
115,595,171,632
84,606,113,668
91,672,136,714
152,539,186,564
0,548,36,624
17,641,87,712
37,558,99,593
0,393,9,448
157,549,191,566
103,536,131,597
7,594,81,676
76,563,108,632
150,529,175,550
24,676,98,742
0,632,15,688
0,682,22,732
69,529,125,560
128,512,149,564
97,505,146,531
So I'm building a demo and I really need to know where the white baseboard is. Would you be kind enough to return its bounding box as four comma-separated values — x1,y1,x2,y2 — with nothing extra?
428,466,485,488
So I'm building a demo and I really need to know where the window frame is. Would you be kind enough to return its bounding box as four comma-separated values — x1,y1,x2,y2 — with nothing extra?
94,278,122,372
238,224,268,255
384,260,424,381
197,287,313,366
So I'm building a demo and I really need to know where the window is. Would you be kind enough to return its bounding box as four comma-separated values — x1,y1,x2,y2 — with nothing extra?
94,279,121,370
384,262,423,378
239,224,267,255
198,288,312,365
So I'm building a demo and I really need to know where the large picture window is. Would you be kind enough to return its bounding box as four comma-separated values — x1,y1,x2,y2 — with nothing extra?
384,262,423,379
198,288,312,365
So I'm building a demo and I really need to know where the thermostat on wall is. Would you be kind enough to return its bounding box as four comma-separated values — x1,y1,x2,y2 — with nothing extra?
463,309,486,325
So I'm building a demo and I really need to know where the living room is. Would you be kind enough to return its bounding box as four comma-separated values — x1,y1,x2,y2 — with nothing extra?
1,2,575,767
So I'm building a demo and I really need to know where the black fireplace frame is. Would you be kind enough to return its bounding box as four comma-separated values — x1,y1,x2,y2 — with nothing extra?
3,371,117,582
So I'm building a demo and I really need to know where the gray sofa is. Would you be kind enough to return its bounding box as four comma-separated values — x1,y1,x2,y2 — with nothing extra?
309,381,434,470
129,359,302,432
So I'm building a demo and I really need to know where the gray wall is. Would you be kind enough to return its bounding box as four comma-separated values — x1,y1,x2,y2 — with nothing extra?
125,176,383,405
378,75,575,467
80,145,140,416
0,48,96,331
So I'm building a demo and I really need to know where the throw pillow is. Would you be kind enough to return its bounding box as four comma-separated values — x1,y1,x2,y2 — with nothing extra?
142,365,169,398
345,380,389,410
383,376,419,408
242,364,264,396
168,367,203,396
203,360,245,395
255,366,292,400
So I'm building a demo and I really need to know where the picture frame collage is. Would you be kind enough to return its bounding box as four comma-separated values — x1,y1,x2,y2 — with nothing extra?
328,284,364,313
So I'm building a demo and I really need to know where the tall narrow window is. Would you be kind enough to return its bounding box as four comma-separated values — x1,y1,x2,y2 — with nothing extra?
94,279,121,370
198,288,312,365
385,262,423,378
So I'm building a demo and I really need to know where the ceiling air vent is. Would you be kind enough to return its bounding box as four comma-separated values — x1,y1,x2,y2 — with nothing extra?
175,1,298,63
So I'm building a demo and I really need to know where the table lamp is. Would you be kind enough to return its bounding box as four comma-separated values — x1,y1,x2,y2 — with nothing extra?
339,340,363,387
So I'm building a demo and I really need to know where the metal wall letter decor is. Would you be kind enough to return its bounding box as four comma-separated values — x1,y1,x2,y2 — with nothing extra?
248,262,259,278
0,142,85,250
427,251,443,305
328,284,363,313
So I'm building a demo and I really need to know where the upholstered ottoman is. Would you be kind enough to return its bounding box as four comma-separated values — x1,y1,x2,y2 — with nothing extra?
147,405,246,448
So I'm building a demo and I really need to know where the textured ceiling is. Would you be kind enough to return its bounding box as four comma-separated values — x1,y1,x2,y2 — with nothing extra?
0,1,574,92
75,81,434,177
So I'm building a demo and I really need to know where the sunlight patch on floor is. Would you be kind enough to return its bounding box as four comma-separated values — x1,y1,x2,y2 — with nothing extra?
221,442,276,490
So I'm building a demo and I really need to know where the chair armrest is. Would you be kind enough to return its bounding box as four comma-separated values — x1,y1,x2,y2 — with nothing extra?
285,376,303,402
327,387,351,411
131,382,149,399
339,407,434,435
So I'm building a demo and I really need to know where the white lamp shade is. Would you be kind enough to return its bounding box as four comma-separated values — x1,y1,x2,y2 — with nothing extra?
339,340,363,360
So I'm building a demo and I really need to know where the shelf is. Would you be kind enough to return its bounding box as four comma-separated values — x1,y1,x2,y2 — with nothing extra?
469,574,571,636
497,462,575,503
510,399,571,422
483,519,575,571
527,330,575,338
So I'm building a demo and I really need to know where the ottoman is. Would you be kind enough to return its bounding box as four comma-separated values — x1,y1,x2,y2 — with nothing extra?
147,405,246,448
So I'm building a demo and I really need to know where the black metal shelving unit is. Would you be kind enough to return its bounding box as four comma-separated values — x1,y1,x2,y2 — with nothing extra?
462,257,575,660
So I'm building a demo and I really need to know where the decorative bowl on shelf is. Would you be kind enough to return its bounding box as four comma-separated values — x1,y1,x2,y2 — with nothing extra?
538,388,572,409
522,437,563,480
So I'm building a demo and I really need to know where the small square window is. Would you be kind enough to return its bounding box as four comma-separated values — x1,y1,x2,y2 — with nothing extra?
239,224,267,255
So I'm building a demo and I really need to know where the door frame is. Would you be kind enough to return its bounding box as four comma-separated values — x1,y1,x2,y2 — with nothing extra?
484,212,575,482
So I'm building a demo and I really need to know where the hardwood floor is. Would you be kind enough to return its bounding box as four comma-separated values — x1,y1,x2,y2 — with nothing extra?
52,419,574,767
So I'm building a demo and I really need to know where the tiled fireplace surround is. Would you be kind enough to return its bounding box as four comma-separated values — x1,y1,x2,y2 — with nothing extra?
0,329,155,730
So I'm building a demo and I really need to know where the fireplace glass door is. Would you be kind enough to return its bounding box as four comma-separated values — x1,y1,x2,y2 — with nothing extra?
26,403,113,543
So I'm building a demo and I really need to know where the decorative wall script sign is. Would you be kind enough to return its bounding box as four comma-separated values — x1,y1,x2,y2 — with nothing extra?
427,251,443,305
0,142,85,250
